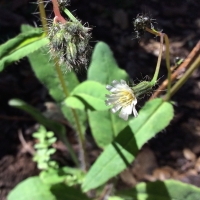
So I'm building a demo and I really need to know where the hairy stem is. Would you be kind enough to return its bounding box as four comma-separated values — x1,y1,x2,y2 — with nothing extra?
38,0,88,170
64,8,78,22
38,0,48,35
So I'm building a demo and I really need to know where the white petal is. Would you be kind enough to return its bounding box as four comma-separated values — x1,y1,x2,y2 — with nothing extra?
120,79,127,85
118,111,129,121
105,99,112,106
106,85,113,91
112,80,119,86
111,104,122,113
133,106,138,117
118,104,133,120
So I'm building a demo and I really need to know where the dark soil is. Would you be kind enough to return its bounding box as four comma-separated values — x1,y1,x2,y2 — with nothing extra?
0,0,200,199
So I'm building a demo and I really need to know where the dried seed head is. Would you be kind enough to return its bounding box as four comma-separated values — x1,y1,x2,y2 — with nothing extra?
48,20,92,72
133,13,155,39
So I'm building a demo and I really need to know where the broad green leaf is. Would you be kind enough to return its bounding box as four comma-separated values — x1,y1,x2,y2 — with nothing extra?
9,99,78,166
71,80,108,110
88,110,128,148
64,96,85,110
28,48,79,103
82,98,174,191
116,180,200,200
87,42,129,84
0,27,48,71
8,176,91,200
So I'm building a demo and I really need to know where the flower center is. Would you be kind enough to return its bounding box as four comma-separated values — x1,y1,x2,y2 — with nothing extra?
118,90,135,106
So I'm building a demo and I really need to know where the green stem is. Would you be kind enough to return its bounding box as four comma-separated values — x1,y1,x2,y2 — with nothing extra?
38,0,48,35
64,8,78,22
145,28,172,100
163,34,171,101
37,0,87,169
165,55,200,101
150,33,164,86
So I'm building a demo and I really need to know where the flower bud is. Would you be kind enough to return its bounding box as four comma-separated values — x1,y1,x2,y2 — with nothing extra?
48,20,91,71
132,81,153,98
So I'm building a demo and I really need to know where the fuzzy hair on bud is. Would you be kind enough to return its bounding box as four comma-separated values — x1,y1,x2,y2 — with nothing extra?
48,20,92,72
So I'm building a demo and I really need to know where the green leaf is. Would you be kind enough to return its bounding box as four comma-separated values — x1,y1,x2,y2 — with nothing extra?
7,176,91,200
88,110,128,148
87,42,129,84
9,99,79,166
9,99,65,134
71,80,108,110
82,98,174,191
64,96,85,110
51,183,92,200
28,48,79,103
116,180,200,200
0,27,48,71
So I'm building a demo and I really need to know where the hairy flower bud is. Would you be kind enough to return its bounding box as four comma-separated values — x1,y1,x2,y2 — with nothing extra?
132,81,153,97
48,20,91,72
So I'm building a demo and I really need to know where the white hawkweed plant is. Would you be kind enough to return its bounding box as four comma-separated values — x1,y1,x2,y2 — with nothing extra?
106,80,153,120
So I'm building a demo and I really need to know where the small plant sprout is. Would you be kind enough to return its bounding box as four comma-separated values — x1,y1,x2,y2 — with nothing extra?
33,125,58,170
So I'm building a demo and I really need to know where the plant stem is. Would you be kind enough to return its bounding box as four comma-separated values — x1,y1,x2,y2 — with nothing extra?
150,41,200,99
165,55,200,101
163,34,171,101
64,8,78,22
146,28,171,100
38,0,48,35
38,0,88,170
150,32,164,86
51,0,66,23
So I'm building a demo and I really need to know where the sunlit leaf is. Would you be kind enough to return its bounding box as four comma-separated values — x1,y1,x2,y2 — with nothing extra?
87,42,129,84
82,98,174,191
116,180,200,200
0,26,48,71
7,176,91,200
88,110,128,148
70,80,108,111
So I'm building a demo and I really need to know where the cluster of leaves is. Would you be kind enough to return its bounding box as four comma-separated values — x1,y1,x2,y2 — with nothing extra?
1,22,200,200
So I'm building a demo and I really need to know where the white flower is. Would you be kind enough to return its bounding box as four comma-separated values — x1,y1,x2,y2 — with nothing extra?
105,80,138,121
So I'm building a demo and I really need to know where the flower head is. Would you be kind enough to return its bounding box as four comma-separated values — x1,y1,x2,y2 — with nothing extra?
48,20,91,72
105,80,138,121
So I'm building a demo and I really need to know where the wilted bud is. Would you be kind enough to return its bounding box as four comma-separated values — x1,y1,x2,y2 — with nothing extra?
48,20,91,72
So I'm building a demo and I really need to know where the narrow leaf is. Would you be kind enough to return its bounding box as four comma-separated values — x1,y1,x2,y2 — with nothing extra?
9,99,79,166
82,98,174,191
88,110,128,148
0,27,48,71
117,179,200,200
87,42,129,84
